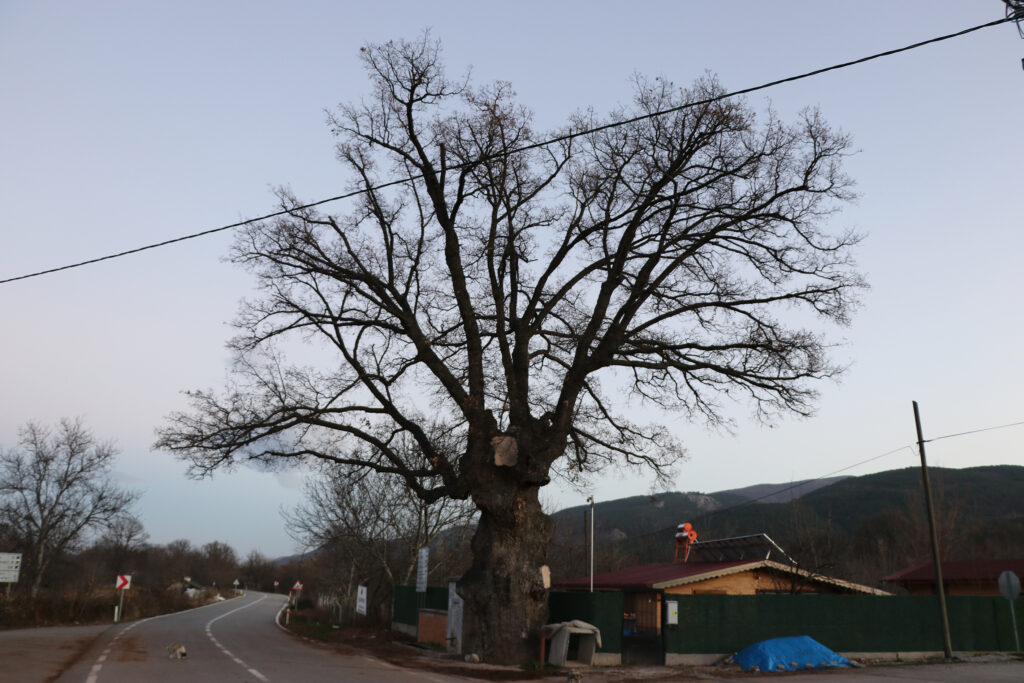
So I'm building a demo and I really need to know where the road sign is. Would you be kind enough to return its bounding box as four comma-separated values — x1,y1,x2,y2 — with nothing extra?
116,574,131,590
0,553,22,583
273,580,279,587
446,581,464,654
998,570,1021,601
416,547,429,593
292,580,303,591
356,585,367,616
998,571,1022,652
233,579,240,587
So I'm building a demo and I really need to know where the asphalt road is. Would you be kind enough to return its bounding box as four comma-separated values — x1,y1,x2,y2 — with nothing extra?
3,596,1020,682
37,592,463,682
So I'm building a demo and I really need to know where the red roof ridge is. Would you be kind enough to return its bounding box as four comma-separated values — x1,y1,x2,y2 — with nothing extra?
884,558,1024,583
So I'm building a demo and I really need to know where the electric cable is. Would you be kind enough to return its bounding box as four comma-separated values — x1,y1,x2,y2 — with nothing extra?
0,15,1016,286
599,413,1024,546
622,443,917,545
923,418,1024,443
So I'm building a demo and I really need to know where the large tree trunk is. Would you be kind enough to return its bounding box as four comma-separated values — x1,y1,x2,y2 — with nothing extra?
458,484,553,664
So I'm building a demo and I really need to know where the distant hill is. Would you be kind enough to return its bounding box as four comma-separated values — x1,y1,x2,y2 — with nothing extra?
551,465,1024,566
272,551,317,566
551,475,850,542
713,476,849,504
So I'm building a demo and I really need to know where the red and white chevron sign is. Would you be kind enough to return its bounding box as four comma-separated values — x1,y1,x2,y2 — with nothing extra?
116,574,131,590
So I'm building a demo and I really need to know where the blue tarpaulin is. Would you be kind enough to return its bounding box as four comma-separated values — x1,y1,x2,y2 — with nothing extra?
734,635,852,673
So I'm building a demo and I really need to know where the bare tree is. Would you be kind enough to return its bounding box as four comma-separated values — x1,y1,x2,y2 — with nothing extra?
156,34,863,662
240,549,276,591
285,464,476,592
88,514,149,579
198,540,239,589
0,419,139,598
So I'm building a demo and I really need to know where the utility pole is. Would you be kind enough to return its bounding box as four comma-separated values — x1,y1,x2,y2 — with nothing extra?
912,400,953,660
587,496,595,593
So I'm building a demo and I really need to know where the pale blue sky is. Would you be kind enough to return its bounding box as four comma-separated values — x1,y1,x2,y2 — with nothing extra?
1,2,1022,558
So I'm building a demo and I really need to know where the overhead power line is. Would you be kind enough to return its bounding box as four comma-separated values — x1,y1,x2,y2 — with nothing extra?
624,444,918,544
0,15,1015,286
688,446,913,536
925,418,1024,443
612,413,1024,545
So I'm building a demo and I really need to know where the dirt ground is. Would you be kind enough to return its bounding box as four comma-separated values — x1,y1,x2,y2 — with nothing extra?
280,625,764,681
0,623,110,683
3,617,1019,683
281,625,1024,682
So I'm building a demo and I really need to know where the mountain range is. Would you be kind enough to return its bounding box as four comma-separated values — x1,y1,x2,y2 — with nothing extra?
549,465,1024,574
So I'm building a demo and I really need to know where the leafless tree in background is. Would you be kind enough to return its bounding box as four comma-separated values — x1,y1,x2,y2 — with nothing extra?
285,463,475,618
240,550,277,591
0,418,138,598
156,33,863,662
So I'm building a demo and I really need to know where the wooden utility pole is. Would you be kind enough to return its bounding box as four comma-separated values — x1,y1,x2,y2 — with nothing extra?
912,400,953,659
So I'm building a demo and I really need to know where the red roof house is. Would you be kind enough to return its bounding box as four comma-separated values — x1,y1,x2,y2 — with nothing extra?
883,558,1024,595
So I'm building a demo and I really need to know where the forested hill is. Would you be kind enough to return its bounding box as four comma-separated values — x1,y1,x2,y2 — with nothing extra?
550,465,1024,579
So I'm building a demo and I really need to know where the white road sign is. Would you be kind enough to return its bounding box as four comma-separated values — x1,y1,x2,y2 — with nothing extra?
416,547,429,593
446,581,464,654
998,570,1021,601
356,585,367,616
0,553,22,583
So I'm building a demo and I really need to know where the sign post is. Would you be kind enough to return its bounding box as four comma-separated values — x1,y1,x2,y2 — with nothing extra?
998,570,1021,652
291,580,303,611
115,575,131,622
356,585,367,616
233,578,240,595
446,581,464,654
416,548,429,593
416,547,429,611
0,553,21,598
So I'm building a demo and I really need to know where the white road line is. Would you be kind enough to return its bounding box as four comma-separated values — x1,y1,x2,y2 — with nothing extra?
204,593,272,681
247,667,270,682
81,592,250,682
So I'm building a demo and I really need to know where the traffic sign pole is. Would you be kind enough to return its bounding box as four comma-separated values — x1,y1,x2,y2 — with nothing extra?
1011,601,1020,653
998,571,1021,652
115,575,131,623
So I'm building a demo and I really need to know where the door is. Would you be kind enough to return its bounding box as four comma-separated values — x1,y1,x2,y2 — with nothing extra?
621,591,664,666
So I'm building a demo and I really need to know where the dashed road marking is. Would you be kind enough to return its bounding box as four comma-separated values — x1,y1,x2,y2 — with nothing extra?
247,667,270,682
204,593,271,681
83,592,253,682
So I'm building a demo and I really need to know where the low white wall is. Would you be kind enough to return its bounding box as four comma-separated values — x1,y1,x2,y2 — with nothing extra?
591,652,621,666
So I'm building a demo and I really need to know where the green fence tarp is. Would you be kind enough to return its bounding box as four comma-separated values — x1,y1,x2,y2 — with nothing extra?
664,594,1024,654
393,585,450,626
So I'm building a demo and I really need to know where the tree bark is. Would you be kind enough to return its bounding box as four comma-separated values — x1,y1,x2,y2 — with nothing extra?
458,483,553,664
